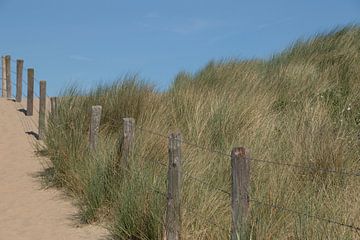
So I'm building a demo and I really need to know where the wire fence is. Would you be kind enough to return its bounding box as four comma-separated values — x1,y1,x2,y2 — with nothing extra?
8,57,50,98
2,54,360,238
136,125,360,178
133,124,360,235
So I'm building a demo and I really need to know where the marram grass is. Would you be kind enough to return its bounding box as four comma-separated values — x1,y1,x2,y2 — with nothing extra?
43,26,360,239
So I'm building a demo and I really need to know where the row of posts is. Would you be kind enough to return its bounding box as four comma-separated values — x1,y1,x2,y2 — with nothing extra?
2,55,250,239
89,105,250,240
1,55,58,140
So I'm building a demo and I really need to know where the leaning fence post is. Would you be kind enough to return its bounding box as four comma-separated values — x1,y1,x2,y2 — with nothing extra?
2,56,5,97
89,105,102,151
166,133,182,240
26,68,34,116
121,118,135,169
5,55,11,98
38,80,46,140
16,59,24,102
231,147,250,240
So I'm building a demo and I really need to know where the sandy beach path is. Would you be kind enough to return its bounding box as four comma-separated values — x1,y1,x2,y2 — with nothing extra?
0,98,109,240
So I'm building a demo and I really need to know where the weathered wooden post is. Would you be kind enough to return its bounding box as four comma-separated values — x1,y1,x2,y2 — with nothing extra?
121,118,135,169
231,147,250,240
38,80,46,140
16,59,24,102
50,97,58,115
89,105,102,151
166,133,182,240
5,55,11,98
26,68,34,116
2,56,5,97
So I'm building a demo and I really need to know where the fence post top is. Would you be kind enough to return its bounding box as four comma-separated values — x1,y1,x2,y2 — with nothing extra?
123,117,135,122
91,105,102,109
168,132,181,139
168,133,182,151
231,147,247,158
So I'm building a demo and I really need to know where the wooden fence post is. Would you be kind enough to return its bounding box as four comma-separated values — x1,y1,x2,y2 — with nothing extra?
2,56,5,97
121,118,135,169
26,68,34,116
89,105,102,151
38,80,46,140
5,55,11,98
166,133,182,240
50,97,58,115
16,59,24,102
231,147,250,240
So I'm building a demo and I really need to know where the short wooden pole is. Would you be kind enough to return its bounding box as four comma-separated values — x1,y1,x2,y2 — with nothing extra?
166,133,182,240
26,68,34,116
5,55,11,98
89,105,102,151
38,80,46,140
16,59,24,102
50,97,58,115
1,56,5,97
121,118,135,169
231,147,250,240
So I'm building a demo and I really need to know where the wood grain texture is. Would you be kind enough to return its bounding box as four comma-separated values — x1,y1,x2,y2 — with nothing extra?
166,133,182,240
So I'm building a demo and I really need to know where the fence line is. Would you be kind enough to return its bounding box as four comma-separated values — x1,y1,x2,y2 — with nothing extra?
3,55,49,142
136,125,360,178
12,81,39,129
10,60,51,98
124,120,360,237
7,90,38,146
2,54,360,238
130,136,360,235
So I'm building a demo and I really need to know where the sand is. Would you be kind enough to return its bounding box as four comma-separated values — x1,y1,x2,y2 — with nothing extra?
0,98,109,240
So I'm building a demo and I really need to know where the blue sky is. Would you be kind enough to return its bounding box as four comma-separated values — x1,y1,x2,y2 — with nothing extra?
1,0,359,96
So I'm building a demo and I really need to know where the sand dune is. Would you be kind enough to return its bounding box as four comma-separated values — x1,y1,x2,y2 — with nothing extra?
0,98,109,240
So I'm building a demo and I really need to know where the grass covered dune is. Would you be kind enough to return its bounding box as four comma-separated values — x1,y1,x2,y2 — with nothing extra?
43,26,360,239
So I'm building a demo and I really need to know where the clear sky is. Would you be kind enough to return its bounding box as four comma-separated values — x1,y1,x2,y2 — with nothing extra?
1,0,359,96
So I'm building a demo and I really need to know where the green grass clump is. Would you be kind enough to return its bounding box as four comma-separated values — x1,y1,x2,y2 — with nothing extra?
43,26,360,239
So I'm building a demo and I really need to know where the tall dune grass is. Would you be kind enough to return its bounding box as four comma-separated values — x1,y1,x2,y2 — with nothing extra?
43,26,360,239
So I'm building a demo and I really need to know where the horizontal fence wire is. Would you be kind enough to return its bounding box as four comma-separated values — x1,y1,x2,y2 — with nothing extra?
135,125,360,178
10,70,40,94
136,125,230,157
10,85,40,125
10,67,50,98
135,124,360,233
117,154,168,198
181,203,230,234
137,150,231,197
9,80,40,115
4,55,360,235
134,152,230,235
248,196,360,232
249,157,360,177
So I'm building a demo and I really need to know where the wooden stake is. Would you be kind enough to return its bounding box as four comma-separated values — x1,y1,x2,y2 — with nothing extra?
16,59,24,102
231,147,250,240
2,56,5,97
166,133,182,240
121,118,135,169
26,69,34,116
38,80,46,140
89,105,102,151
5,55,11,98
50,97,58,115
